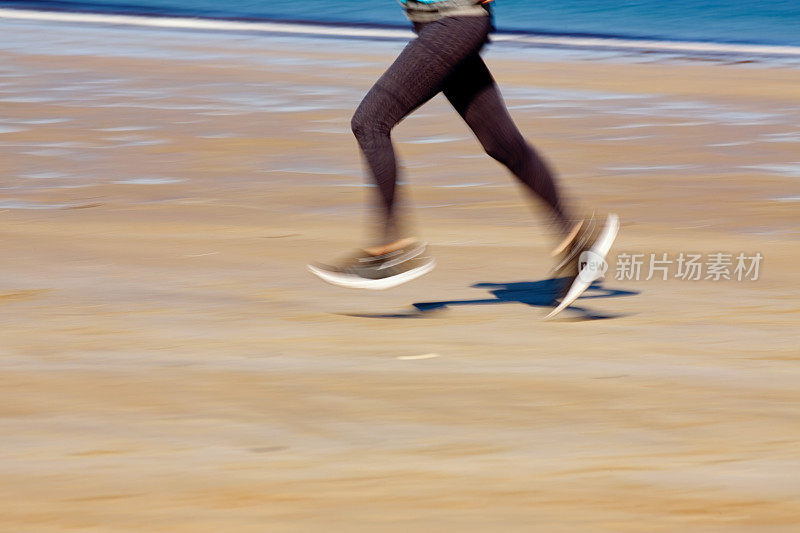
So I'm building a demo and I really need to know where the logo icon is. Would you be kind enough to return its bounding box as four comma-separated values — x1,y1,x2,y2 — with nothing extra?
578,250,608,282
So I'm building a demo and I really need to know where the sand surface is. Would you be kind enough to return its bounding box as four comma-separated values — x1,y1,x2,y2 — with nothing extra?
1,18,799,532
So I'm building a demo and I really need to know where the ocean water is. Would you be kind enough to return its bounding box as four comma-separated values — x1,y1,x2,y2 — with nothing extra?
1,0,800,47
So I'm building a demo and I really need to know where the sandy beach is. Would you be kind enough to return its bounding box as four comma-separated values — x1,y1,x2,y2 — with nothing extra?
1,16,799,532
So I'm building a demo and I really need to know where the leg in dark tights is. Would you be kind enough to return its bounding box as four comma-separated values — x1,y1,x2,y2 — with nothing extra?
351,15,571,244
443,54,571,232
351,16,491,243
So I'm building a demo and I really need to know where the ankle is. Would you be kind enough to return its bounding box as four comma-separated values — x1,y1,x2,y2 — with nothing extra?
551,220,583,256
364,237,418,256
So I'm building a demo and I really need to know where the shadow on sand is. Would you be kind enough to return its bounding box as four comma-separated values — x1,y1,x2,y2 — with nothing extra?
343,277,639,321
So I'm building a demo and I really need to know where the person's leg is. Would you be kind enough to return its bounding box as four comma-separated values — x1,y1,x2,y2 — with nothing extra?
442,54,573,234
351,15,491,247
440,55,623,315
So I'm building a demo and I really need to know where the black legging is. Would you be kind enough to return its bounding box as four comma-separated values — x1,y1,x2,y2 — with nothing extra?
351,15,571,243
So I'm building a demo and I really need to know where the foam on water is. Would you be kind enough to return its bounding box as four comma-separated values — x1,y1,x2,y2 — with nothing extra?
303,128,350,135
0,200,78,209
20,172,72,179
504,87,653,102
541,114,585,119
502,87,790,128
275,167,358,176
759,133,800,143
604,124,660,130
23,149,75,157
742,163,800,177
11,118,73,125
197,133,240,139
433,182,492,188
604,165,697,172
97,126,157,132
113,177,186,184
600,135,655,141
403,136,465,145
0,96,55,104
102,135,169,147
708,141,752,147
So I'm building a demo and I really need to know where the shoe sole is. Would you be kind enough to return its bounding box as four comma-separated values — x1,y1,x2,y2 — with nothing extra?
544,213,620,319
307,258,436,290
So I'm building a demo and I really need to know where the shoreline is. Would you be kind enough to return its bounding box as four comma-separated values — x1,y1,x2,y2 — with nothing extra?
3,7,800,66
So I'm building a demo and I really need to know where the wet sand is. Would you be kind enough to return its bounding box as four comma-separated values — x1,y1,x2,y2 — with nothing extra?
1,18,799,532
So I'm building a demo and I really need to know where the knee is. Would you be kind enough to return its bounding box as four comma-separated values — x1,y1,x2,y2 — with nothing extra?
350,108,366,139
351,109,376,144
482,141,506,164
482,135,529,168
351,106,392,147
481,137,513,165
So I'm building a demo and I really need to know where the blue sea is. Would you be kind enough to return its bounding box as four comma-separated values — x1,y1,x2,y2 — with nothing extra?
1,0,800,48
